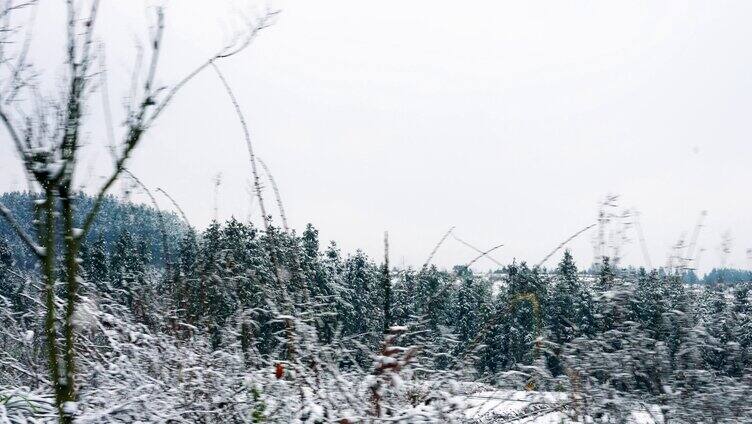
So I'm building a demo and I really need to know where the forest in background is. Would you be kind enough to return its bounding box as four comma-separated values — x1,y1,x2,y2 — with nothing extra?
2,191,752,422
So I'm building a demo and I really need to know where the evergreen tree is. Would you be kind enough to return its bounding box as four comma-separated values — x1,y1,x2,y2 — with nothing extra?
298,226,339,344
110,230,146,309
173,227,199,326
729,283,751,375
0,235,16,306
88,235,109,289
596,256,615,291
663,273,693,367
179,228,199,279
316,240,346,344
195,221,221,321
198,220,239,347
505,262,547,368
0,235,12,282
208,218,246,329
547,250,593,375
701,284,737,374
633,269,668,341
343,250,380,338
414,266,450,334
301,223,319,259
479,286,509,376
452,266,490,345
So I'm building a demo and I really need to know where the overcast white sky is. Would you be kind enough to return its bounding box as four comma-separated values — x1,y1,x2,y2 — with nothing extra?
2,1,752,274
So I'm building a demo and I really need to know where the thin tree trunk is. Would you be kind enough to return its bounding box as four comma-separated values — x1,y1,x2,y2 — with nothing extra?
41,189,66,422
60,186,79,410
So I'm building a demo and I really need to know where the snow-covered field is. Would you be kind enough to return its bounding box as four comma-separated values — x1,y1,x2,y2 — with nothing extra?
463,390,661,423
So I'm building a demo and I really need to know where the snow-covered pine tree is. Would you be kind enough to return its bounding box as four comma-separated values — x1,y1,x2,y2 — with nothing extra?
547,250,593,376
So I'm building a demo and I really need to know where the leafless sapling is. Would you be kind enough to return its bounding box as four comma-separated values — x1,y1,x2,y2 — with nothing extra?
0,2,276,421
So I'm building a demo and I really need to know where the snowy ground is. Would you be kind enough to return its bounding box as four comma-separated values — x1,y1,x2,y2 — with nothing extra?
462,390,661,423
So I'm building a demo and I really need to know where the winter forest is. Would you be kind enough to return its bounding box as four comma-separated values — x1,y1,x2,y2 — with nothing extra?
2,2,752,423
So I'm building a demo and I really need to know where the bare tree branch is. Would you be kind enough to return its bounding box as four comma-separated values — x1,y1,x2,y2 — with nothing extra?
77,8,165,241
2,0,37,104
0,104,26,158
144,9,278,128
258,158,289,232
156,187,191,226
465,243,504,268
211,60,270,231
0,1,35,20
98,44,117,161
0,201,43,257
57,0,101,185
80,8,276,242
421,226,455,270
451,231,503,266
536,223,596,268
